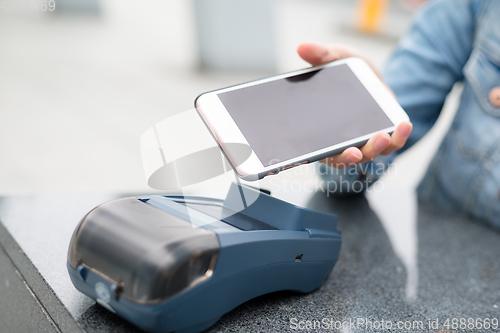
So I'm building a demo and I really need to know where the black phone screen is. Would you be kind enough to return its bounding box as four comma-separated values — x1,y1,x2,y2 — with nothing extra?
217,64,393,167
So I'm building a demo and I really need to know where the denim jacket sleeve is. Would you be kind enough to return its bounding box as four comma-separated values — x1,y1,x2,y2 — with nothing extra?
384,0,477,151
319,0,478,194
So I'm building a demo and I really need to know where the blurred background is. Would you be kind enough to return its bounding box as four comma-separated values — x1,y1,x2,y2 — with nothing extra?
0,0,460,197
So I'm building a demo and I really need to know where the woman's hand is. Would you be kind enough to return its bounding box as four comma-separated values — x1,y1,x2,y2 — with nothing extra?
297,42,413,169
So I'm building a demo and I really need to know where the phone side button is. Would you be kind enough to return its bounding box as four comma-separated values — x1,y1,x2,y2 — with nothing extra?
266,170,279,176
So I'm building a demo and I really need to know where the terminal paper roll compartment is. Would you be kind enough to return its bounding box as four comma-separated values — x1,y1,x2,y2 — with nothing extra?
67,183,342,333
67,197,220,304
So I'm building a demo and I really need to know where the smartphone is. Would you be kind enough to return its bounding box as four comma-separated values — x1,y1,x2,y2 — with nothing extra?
195,57,409,181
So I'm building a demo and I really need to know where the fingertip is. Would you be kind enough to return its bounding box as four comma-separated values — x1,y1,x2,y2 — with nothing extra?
373,133,391,151
297,41,322,52
373,132,391,143
297,42,328,65
343,147,363,165
397,121,413,138
345,147,362,159
296,42,311,54
381,132,392,140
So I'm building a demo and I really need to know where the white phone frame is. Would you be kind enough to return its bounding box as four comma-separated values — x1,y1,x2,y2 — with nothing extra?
195,57,409,181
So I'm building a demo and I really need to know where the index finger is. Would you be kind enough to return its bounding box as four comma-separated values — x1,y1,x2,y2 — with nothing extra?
297,42,384,81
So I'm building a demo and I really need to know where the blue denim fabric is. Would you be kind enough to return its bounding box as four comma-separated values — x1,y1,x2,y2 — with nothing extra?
319,0,500,229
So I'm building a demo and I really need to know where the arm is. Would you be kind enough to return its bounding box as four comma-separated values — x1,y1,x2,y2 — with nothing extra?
299,0,477,194
384,0,476,151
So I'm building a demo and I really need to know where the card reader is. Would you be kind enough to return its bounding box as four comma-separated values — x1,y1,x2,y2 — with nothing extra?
67,183,342,333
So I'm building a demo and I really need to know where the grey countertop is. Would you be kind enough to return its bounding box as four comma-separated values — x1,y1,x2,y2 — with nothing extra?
1,186,499,333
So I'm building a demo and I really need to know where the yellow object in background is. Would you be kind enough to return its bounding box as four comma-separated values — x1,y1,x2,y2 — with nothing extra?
357,0,389,34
